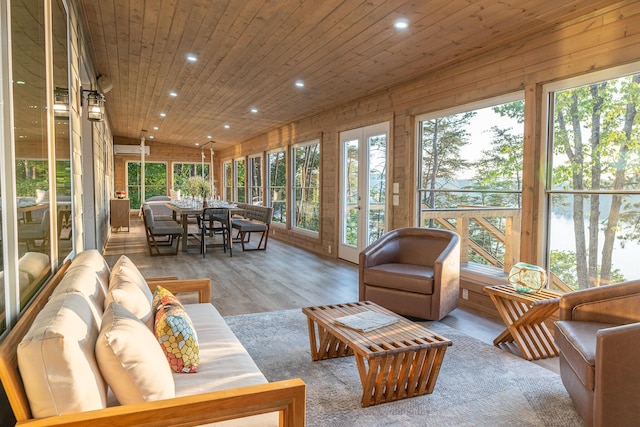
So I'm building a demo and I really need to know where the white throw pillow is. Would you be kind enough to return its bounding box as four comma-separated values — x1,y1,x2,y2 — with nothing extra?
96,302,175,405
67,249,111,294
18,292,107,418
109,255,153,303
169,189,181,200
105,271,154,330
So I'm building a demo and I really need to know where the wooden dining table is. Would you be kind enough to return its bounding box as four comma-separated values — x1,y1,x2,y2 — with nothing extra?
165,202,236,252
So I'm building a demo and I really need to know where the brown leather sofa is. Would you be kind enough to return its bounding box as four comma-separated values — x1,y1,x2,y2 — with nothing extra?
358,227,460,320
554,280,640,426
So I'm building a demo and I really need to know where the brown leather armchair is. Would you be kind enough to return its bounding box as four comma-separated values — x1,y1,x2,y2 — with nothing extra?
554,280,640,427
359,227,460,320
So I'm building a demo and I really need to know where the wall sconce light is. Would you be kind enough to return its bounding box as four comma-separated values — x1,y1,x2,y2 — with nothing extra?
53,87,69,119
82,89,105,122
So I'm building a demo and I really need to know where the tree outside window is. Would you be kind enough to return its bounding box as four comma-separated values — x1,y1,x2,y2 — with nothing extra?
223,161,232,202
267,149,287,224
418,97,524,268
548,73,640,290
172,163,210,195
127,162,167,209
248,155,263,205
292,141,320,232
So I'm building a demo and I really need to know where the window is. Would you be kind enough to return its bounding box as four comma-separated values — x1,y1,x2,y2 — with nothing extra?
248,155,263,205
234,158,246,203
223,161,232,202
3,0,72,332
417,95,524,268
292,140,320,232
267,149,287,224
545,68,640,291
172,163,210,195
127,162,167,209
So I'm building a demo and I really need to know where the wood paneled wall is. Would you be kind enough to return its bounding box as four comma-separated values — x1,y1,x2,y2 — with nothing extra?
212,2,640,261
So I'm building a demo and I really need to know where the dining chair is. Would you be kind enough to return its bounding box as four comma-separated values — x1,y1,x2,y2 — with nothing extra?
198,208,232,257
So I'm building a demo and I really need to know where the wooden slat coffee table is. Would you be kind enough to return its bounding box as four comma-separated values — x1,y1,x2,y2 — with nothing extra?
302,301,451,407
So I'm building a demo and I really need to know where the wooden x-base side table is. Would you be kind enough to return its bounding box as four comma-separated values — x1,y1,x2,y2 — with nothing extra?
302,301,451,407
484,284,561,361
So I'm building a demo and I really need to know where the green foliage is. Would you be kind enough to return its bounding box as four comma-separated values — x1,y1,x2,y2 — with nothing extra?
186,176,211,197
127,162,167,209
293,143,320,231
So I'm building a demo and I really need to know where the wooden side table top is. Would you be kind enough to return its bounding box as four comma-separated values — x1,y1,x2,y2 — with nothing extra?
484,284,561,304
484,284,562,360
302,301,451,357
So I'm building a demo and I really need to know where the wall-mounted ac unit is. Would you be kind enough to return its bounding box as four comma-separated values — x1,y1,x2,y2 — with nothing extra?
113,145,150,155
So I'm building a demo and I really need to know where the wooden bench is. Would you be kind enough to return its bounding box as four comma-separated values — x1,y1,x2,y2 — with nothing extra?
232,205,273,251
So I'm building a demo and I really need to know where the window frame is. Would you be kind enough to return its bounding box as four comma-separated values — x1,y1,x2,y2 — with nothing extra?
541,62,640,291
266,148,287,225
291,139,321,235
233,157,246,203
125,160,168,209
248,153,263,206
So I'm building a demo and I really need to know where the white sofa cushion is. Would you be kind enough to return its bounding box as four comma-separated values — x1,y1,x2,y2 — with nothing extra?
174,303,268,394
105,271,154,329
96,302,175,405
66,249,110,294
175,303,279,427
52,267,106,326
17,292,106,418
110,255,153,300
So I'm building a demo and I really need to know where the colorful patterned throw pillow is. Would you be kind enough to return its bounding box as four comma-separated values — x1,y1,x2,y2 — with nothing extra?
153,287,199,373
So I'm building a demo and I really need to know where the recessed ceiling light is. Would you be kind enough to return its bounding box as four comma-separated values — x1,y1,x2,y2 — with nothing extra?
223,124,230,129
195,143,200,146
153,126,159,130
186,54,197,62
160,112,166,117
207,135,212,139
394,18,409,30
149,135,154,139
250,107,258,114
16,80,26,85
169,91,177,97
295,80,305,88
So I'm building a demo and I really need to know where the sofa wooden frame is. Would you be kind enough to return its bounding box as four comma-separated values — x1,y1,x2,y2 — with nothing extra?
0,260,306,426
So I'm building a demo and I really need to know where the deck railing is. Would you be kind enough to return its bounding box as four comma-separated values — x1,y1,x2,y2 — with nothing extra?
420,207,521,273
420,206,572,292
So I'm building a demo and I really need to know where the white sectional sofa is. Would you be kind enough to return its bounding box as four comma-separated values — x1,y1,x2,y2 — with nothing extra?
0,250,305,426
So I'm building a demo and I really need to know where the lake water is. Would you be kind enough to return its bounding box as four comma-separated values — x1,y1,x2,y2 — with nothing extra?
549,214,640,281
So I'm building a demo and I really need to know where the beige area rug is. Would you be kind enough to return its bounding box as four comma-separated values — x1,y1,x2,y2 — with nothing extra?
225,309,584,427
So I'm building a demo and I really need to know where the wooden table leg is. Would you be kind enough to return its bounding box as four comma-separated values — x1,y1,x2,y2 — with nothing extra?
488,293,559,360
305,317,351,361
181,214,189,252
355,346,448,407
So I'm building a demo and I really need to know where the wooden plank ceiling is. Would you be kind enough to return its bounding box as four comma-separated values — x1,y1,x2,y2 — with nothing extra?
77,0,621,150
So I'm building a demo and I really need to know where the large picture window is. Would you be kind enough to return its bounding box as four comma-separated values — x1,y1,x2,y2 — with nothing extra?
223,161,232,202
546,69,640,291
172,163,210,195
127,162,167,209
267,149,287,224
248,154,263,205
417,95,524,269
234,158,246,203
292,140,320,232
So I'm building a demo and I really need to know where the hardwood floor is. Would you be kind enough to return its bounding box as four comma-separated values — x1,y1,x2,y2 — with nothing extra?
104,217,559,373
